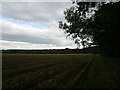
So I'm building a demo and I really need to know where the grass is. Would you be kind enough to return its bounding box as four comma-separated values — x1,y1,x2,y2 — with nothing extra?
2,54,120,88
80,56,120,88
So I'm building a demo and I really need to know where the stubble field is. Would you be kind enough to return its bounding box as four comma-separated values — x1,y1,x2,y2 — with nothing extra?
2,54,120,89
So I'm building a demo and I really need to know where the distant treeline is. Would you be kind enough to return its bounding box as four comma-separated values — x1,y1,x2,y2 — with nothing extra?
1,47,101,54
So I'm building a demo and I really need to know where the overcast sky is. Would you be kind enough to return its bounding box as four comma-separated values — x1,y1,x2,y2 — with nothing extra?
0,2,81,50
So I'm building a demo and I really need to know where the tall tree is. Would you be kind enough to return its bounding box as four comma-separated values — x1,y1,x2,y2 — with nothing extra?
59,1,120,57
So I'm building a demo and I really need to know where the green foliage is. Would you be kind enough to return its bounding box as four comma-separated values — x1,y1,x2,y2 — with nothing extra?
92,2,120,57
59,2,101,48
59,1,120,57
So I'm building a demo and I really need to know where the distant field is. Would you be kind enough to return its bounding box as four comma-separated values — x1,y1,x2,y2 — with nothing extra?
2,54,120,88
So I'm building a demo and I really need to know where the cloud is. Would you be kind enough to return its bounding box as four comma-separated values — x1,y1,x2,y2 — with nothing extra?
2,2,72,29
0,40,76,50
1,19,76,49
1,2,78,49
0,40,57,49
1,0,72,2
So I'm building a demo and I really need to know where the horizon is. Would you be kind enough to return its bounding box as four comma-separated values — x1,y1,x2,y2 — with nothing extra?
1,47,82,50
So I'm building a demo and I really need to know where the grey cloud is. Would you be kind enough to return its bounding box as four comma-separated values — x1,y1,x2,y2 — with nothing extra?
1,40,76,50
1,19,76,47
1,0,72,2
2,33,69,46
2,2,72,28
1,2,77,49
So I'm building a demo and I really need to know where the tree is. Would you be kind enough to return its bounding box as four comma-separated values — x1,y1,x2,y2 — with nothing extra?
59,1,120,57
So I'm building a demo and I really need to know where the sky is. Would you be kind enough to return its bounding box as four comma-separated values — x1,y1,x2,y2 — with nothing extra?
0,1,79,50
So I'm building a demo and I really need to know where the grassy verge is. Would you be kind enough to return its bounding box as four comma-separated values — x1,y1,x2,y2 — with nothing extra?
80,55,120,88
